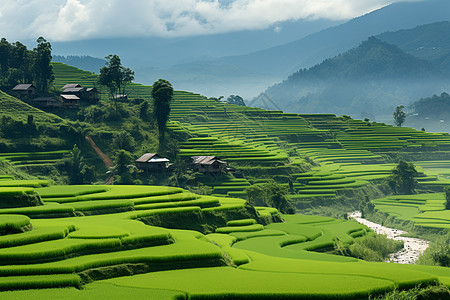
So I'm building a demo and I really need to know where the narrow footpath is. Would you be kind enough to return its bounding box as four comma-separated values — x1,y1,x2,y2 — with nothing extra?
85,136,115,184
348,211,429,264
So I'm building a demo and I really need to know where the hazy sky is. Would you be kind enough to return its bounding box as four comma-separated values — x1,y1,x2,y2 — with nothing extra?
0,0,420,41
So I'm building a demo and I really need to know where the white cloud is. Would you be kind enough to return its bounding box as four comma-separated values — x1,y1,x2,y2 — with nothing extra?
0,0,415,41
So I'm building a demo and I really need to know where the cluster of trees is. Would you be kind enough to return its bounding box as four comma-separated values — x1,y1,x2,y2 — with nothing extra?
99,55,134,105
0,115,38,139
245,181,295,214
61,145,96,185
387,160,419,195
98,56,173,149
410,92,450,120
0,37,53,94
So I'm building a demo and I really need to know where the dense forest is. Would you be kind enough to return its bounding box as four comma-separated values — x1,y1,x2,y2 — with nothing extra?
0,37,53,94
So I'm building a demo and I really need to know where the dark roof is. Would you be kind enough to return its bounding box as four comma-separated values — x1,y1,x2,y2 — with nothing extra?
63,87,84,93
62,84,82,89
191,156,226,165
61,94,80,101
136,153,169,163
12,84,36,91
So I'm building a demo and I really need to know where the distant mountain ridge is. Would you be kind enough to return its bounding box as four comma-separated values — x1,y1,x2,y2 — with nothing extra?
48,0,450,98
263,37,450,118
377,21,450,72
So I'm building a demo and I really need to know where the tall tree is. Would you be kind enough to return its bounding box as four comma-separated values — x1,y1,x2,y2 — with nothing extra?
152,79,173,148
99,54,134,106
32,37,54,94
393,105,406,127
387,160,418,195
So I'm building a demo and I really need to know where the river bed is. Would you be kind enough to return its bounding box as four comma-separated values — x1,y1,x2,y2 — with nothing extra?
348,211,429,264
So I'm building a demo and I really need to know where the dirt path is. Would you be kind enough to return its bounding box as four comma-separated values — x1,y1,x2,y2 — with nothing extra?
348,211,429,264
85,136,114,184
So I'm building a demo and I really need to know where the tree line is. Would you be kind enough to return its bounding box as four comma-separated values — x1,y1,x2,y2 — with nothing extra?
0,37,54,94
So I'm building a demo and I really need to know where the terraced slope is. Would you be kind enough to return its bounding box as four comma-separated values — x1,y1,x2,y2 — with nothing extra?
0,91,62,123
50,63,450,210
1,191,449,299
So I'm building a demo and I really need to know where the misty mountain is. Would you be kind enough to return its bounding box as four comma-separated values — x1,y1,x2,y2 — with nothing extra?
263,37,450,118
48,18,340,71
377,21,450,72
52,55,105,74
158,0,450,98
406,92,450,133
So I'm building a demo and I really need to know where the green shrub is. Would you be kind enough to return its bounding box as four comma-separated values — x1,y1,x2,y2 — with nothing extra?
349,234,403,262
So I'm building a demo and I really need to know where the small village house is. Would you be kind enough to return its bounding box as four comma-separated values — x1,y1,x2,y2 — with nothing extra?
62,84,100,103
135,153,170,171
85,87,100,103
12,84,37,98
60,94,80,107
62,86,84,98
31,97,62,108
190,156,228,173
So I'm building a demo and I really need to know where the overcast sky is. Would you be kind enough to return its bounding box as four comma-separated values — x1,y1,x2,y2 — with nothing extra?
0,0,420,41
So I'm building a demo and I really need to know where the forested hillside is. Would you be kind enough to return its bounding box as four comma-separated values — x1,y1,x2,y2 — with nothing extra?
264,37,450,119
378,21,450,72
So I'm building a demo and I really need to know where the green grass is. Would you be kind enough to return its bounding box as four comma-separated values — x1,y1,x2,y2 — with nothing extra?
372,192,450,229
0,215,31,232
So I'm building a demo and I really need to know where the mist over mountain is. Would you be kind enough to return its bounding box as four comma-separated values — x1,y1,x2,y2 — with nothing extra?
377,21,450,72
263,37,450,119
158,0,450,97
46,0,450,99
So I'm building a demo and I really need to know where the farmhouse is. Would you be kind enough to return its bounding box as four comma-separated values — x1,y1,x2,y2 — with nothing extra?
61,84,100,103
12,84,37,97
62,83,82,89
135,153,170,171
31,97,62,108
85,87,100,102
60,94,80,107
190,156,228,173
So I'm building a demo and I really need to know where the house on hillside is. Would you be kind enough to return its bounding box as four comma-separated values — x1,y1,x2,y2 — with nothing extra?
60,94,80,107
62,84,82,89
31,97,62,108
85,87,100,103
62,86,84,98
114,94,128,101
135,153,171,171
12,84,37,98
190,156,229,173
61,84,100,103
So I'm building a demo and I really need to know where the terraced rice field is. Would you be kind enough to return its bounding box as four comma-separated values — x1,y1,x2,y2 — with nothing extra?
373,193,450,229
0,150,70,169
51,63,450,210
0,180,449,298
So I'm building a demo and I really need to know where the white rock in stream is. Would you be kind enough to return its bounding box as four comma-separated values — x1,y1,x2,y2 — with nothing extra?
348,211,429,264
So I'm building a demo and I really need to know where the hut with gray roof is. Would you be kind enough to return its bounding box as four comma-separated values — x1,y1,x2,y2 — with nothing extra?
190,156,228,173
135,153,170,171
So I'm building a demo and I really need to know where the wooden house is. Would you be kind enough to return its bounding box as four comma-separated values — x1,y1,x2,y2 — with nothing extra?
190,156,228,173
12,84,37,97
85,87,100,103
135,153,170,171
62,84,82,89
31,97,62,108
60,94,80,107
62,86,84,98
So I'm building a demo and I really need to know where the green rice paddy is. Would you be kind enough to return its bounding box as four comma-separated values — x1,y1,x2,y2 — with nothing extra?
0,180,447,298
1,63,447,297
